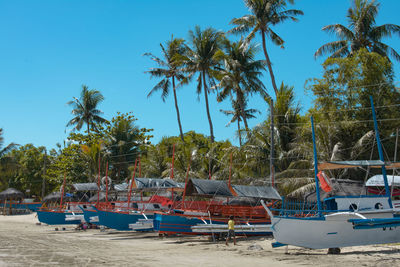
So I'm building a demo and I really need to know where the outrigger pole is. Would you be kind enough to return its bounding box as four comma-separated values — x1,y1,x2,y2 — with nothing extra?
311,116,323,217
370,96,393,208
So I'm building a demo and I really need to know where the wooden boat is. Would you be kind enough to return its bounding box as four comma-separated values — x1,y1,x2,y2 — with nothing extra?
153,179,281,236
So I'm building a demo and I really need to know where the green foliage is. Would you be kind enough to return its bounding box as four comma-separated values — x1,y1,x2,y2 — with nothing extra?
315,0,400,61
66,85,108,134
4,145,49,197
103,112,153,182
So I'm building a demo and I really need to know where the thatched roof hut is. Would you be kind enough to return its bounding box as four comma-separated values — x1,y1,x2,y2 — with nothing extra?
0,188,24,200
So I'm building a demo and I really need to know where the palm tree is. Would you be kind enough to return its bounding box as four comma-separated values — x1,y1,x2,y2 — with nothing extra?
185,26,224,143
0,128,17,158
315,0,400,62
216,38,267,133
230,0,303,96
66,85,108,134
220,99,259,146
145,37,187,142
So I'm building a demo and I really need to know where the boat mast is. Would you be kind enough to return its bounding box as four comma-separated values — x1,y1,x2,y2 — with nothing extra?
270,99,275,187
311,116,323,216
370,96,393,208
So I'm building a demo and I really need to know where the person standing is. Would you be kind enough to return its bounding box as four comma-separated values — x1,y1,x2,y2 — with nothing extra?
225,215,236,245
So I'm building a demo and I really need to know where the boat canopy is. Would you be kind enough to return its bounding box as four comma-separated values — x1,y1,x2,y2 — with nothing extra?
185,179,233,197
0,188,24,200
366,175,400,187
318,160,400,170
42,192,75,203
135,178,183,189
232,185,281,200
114,178,184,192
185,179,282,199
71,183,99,191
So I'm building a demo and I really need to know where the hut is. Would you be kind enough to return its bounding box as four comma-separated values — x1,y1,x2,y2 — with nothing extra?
0,188,24,215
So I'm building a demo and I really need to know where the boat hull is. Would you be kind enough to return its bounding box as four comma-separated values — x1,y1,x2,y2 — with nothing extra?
81,208,100,225
96,208,153,231
270,211,400,249
154,212,270,236
37,210,83,225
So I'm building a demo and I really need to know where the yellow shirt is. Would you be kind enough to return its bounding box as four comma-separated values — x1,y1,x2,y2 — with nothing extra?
228,219,234,230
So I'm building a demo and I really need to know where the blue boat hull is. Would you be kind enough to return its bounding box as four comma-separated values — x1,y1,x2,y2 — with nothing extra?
96,208,153,231
37,210,82,225
154,213,270,236
81,208,100,225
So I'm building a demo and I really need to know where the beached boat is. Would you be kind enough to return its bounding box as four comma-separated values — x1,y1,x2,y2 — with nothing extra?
37,182,99,225
154,178,281,236
266,96,400,250
93,178,184,231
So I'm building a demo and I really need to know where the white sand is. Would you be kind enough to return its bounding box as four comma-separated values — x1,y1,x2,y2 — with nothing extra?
0,214,399,266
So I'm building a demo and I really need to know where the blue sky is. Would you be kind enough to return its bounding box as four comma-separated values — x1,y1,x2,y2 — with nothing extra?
0,0,399,149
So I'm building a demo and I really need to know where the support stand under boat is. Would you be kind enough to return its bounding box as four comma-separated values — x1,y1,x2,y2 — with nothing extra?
328,248,341,254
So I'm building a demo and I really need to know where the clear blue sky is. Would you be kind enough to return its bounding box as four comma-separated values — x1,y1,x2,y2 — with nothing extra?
1,0,399,149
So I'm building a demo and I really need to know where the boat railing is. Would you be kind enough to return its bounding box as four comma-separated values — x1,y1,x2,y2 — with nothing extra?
270,200,325,217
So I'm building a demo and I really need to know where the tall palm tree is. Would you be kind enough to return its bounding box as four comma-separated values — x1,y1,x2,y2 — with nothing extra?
315,0,400,61
220,99,259,146
185,26,224,143
145,37,187,142
66,85,108,134
230,0,303,96
216,38,266,133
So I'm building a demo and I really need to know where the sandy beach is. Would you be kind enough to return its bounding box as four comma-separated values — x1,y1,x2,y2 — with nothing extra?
0,214,399,267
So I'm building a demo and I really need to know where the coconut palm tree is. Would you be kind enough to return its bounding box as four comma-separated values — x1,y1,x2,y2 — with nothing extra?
220,99,259,147
315,0,400,62
0,128,17,159
216,38,267,133
230,0,303,96
185,26,224,143
66,85,108,134
145,37,187,142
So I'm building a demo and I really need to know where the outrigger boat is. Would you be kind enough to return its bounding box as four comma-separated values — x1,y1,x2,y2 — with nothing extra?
153,178,281,236
265,96,400,250
90,178,185,231
37,181,99,225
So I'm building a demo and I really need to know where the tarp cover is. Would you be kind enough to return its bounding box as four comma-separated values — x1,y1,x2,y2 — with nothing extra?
318,160,400,170
114,183,128,191
305,179,366,202
232,185,281,200
113,178,184,191
0,188,24,200
72,183,99,191
366,175,400,187
42,192,75,203
135,178,183,189
185,179,233,197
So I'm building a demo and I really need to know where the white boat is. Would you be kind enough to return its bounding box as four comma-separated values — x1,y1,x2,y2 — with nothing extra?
266,96,400,250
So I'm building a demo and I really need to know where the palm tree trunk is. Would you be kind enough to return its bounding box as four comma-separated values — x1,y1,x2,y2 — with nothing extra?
261,30,278,97
237,119,242,147
237,92,249,133
172,76,185,142
202,71,215,143
87,121,90,134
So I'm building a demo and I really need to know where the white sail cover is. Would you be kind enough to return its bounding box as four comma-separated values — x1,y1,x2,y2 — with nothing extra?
366,175,400,187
